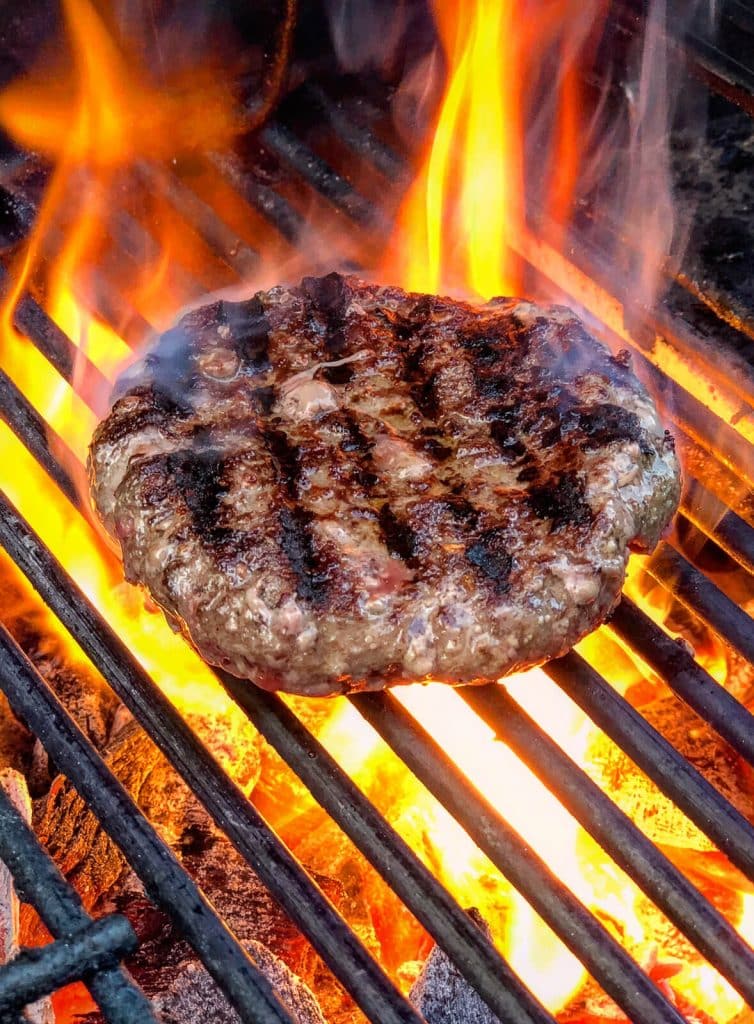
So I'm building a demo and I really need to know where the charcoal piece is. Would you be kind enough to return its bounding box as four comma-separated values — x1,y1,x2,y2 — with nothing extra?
0,553,118,775
150,939,326,1024
22,721,261,946
586,693,754,851
409,908,503,1024
0,690,32,777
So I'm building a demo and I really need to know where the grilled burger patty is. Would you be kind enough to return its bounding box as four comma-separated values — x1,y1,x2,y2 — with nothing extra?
89,273,680,695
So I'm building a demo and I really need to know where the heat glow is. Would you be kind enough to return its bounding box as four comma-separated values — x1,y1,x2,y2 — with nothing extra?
0,1,752,1021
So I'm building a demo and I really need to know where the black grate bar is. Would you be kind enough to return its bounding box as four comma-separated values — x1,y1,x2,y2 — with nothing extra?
0,787,154,1023
0,915,137,1014
217,672,556,1024
134,162,260,279
0,267,109,417
0,623,298,1024
210,152,304,244
0,493,424,1024
610,597,754,767
644,542,754,665
546,652,754,882
461,683,754,1005
680,477,754,575
350,691,687,1024
301,84,407,181
260,122,382,228
0,370,81,511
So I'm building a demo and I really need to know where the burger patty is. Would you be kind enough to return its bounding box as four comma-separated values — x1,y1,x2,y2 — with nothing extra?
89,273,680,696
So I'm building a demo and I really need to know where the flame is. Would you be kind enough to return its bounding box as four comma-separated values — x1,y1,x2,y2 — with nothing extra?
388,1,523,297
0,1,752,1021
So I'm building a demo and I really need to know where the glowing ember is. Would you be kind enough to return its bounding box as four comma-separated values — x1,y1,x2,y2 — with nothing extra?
0,1,752,1021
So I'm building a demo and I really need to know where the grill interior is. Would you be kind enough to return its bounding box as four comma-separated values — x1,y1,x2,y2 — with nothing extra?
1,2,754,1022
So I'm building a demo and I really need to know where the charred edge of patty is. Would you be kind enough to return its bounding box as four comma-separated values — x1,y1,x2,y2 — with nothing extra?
231,295,272,375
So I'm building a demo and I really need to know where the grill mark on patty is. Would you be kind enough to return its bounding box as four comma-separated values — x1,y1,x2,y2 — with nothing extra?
165,445,230,545
329,409,380,491
577,403,651,454
465,527,513,593
529,472,591,530
378,503,419,565
261,426,329,605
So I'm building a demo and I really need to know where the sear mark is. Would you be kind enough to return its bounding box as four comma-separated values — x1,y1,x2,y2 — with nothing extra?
167,446,229,543
302,271,351,360
578,403,651,454
278,506,329,606
379,504,419,565
528,472,591,530
466,527,513,593
263,427,329,605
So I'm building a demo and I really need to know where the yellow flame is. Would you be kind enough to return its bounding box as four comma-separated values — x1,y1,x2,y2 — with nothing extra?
388,2,523,297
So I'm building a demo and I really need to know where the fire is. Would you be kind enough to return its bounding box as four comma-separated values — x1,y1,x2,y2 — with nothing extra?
0,1,752,1022
389,2,523,297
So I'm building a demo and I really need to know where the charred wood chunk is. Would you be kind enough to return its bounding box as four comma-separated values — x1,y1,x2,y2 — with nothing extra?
146,939,326,1024
410,908,503,1023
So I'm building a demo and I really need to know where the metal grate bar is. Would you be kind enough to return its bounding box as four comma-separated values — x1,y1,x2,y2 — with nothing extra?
0,915,137,1015
461,684,754,1005
301,84,406,181
0,267,109,416
546,652,754,881
645,542,754,665
209,152,304,244
350,691,687,1024
610,597,754,766
260,122,382,228
0,492,424,1024
216,671,556,1024
0,622,298,1024
0,370,81,511
0,788,153,1023
680,482,754,576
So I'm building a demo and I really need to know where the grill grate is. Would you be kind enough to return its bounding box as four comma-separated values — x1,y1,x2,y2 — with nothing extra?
1,18,754,1024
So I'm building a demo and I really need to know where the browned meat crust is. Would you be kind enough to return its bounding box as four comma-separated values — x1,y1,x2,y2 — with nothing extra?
89,274,680,695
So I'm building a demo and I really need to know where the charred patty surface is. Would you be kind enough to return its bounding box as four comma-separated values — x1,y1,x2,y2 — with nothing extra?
89,274,680,695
